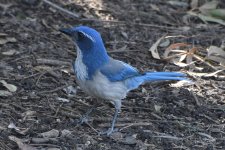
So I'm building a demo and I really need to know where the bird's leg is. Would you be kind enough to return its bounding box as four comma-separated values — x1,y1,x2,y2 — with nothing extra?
99,100,121,136
99,108,119,136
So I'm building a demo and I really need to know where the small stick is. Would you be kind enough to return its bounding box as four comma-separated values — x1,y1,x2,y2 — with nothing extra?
36,58,71,66
95,117,134,123
38,84,70,94
85,122,99,134
151,135,182,140
109,49,140,53
190,90,201,106
193,54,218,71
81,18,179,30
42,0,79,18
98,122,152,128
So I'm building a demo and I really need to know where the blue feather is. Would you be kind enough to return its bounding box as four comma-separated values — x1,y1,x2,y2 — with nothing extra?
125,72,190,90
145,72,187,77
100,58,140,82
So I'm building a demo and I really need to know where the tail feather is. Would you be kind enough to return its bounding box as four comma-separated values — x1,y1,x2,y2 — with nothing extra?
125,72,190,91
143,75,188,81
145,72,186,77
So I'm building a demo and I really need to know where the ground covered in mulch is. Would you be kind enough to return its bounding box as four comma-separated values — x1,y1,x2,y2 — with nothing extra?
0,0,225,149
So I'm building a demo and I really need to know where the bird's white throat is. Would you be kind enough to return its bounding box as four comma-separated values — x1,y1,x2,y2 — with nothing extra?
75,46,88,80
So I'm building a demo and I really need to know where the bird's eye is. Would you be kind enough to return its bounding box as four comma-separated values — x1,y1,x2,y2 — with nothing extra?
77,32,85,41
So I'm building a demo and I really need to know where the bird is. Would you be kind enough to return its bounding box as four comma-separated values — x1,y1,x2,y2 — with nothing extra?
60,26,190,136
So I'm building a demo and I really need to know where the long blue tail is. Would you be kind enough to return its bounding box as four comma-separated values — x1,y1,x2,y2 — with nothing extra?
125,72,190,91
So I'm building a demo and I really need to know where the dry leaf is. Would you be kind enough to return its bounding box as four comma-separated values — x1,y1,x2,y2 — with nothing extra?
9,136,37,150
2,49,18,56
150,4,160,11
199,0,219,15
0,33,8,36
207,46,225,66
191,0,199,9
159,39,170,47
170,80,194,87
0,80,17,92
149,35,166,59
56,97,70,102
0,37,17,45
0,126,6,130
154,105,162,113
8,122,30,135
173,61,194,67
8,122,20,131
40,129,59,138
63,85,77,96
210,9,225,20
163,43,198,70
163,43,189,59
0,90,12,97
167,1,188,7
198,13,225,26
61,129,72,137
21,110,36,121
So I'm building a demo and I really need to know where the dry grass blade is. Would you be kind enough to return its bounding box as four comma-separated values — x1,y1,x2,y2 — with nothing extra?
187,70,224,77
149,35,166,59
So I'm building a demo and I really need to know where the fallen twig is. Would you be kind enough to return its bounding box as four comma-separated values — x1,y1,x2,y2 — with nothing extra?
36,58,71,66
42,0,79,18
98,122,152,128
151,135,183,140
193,54,218,71
38,84,70,94
197,132,216,142
190,90,201,106
81,18,180,30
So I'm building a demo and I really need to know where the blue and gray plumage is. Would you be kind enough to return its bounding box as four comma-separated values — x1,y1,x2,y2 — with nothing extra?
60,26,189,136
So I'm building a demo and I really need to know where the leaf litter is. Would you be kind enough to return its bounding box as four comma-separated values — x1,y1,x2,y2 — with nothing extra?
150,35,225,77
1,0,225,149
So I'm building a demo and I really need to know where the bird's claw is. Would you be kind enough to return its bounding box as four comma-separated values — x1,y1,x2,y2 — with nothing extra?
77,116,90,125
75,107,95,125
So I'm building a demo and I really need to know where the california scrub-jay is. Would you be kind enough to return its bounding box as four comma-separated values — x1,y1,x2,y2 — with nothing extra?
60,26,189,136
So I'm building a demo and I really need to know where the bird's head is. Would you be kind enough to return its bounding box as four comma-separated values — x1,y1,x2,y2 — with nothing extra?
60,26,105,52
60,26,109,79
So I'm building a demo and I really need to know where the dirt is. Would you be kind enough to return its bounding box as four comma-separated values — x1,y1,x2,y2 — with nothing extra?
0,0,225,149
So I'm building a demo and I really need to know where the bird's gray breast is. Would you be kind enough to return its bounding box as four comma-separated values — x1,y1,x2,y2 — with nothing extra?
78,71,128,101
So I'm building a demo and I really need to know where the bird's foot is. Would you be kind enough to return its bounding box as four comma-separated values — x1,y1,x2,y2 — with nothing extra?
98,127,118,136
77,115,90,125
74,107,95,125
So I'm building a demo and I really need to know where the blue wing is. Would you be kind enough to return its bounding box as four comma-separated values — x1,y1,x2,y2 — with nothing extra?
100,58,140,82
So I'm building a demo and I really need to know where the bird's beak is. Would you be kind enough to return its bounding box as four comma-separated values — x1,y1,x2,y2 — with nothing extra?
59,28,79,40
59,28,73,36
